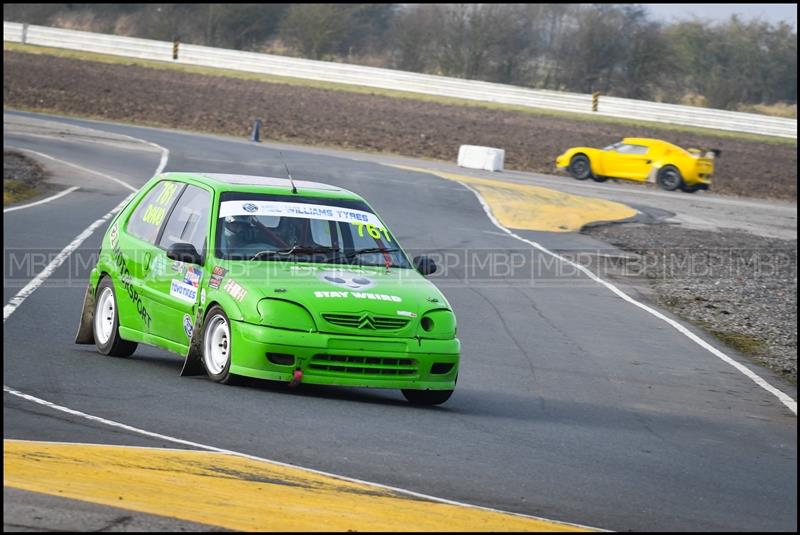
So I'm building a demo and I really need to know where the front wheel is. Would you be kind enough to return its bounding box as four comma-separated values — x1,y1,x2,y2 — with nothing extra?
93,277,137,357
402,389,453,406
202,306,243,385
657,165,683,191
568,155,592,180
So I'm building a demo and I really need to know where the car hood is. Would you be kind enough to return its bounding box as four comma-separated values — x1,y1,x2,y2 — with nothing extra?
218,262,451,335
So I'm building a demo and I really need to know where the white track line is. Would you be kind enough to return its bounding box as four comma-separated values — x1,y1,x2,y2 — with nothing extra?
3,194,133,323
3,136,169,322
4,186,80,213
455,180,797,415
0,123,597,530
6,131,160,152
1,118,787,529
5,146,138,192
2,386,602,531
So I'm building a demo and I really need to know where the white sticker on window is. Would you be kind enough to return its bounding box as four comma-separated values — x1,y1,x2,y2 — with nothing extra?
219,201,384,228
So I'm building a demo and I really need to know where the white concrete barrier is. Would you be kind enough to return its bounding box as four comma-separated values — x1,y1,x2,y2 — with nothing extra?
458,145,505,172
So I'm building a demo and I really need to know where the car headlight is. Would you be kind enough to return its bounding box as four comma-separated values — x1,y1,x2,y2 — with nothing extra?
417,309,457,339
257,299,317,332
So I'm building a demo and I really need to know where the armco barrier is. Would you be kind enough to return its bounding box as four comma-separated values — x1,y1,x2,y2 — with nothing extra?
3,22,796,139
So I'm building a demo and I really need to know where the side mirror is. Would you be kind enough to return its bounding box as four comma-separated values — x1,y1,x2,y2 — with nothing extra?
413,255,437,276
167,242,202,265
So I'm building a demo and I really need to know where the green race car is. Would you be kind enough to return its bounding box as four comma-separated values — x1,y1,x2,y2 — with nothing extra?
76,173,459,405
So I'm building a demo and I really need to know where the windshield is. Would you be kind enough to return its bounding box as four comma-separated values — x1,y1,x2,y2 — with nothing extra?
215,193,412,268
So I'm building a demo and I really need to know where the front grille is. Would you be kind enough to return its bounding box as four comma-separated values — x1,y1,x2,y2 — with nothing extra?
309,354,417,376
322,313,410,330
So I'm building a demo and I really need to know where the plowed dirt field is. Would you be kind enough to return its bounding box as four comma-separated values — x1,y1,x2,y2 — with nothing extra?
4,50,796,200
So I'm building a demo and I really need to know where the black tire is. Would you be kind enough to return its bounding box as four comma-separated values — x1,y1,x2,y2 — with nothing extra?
568,154,592,180
680,184,701,193
657,165,683,191
93,277,138,357
592,175,608,182
202,306,244,385
402,389,454,406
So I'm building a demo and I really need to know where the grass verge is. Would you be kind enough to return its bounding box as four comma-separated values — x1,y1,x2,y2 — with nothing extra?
4,179,40,205
3,149,48,206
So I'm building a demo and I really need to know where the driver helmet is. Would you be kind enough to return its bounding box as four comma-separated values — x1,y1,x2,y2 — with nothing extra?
223,215,256,245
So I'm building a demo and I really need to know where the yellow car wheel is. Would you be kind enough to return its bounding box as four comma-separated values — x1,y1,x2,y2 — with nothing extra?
568,154,592,180
657,165,683,191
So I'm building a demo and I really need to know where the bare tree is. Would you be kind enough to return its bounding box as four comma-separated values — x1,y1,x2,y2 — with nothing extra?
553,4,633,93
430,4,509,79
388,4,438,72
279,4,351,60
7,3,794,109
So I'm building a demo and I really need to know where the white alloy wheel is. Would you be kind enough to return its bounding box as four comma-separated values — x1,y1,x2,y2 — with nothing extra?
95,286,115,345
204,314,230,376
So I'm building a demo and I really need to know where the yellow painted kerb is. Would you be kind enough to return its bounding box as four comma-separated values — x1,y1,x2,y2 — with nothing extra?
4,440,596,532
391,165,637,232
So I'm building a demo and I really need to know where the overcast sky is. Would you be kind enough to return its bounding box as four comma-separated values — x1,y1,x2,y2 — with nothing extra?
642,3,797,27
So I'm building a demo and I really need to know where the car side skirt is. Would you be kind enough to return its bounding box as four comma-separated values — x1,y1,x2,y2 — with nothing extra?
119,327,188,356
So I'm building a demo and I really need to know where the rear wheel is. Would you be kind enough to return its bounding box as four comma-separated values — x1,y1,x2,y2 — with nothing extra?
93,277,137,357
568,155,592,180
402,389,453,406
202,306,243,385
657,165,683,191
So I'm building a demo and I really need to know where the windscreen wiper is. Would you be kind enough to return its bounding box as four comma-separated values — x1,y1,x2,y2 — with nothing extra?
345,247,400,259
251,245,337,261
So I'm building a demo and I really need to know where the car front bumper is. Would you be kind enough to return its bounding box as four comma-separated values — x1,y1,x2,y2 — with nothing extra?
231,321,460,390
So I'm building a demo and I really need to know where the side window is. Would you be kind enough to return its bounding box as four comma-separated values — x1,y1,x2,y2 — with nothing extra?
628,145,648,155
127,181,183,244
159,185,212,255
616,144,649,155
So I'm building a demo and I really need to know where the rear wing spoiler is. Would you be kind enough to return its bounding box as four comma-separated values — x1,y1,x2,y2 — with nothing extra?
688,147,721,158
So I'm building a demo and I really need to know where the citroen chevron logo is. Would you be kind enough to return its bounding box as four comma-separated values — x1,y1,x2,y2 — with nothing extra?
358,314,376,329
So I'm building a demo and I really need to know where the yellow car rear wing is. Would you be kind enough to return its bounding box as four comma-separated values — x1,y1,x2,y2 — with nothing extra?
688,147,722,158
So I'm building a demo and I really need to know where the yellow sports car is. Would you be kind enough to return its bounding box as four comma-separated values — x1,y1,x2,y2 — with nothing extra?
555,138,718,193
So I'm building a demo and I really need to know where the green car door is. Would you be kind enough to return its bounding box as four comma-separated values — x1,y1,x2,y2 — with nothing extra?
115,180,185,334
142,183,213,345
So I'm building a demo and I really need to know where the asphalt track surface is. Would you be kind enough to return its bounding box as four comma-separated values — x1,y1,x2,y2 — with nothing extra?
4,110,797,531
